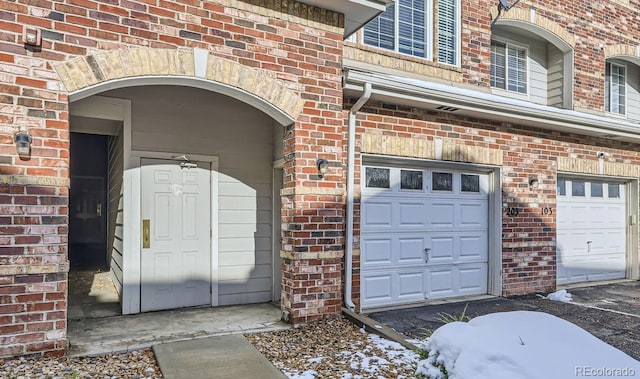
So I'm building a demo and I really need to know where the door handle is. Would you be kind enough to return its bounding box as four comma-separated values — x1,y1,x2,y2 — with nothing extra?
143,219,150,249
424,248,431,263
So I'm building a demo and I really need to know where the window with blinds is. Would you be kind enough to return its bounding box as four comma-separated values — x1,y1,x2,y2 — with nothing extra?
437,0,457,65
491,40,527,94
605,62,626,115
363,0,459,65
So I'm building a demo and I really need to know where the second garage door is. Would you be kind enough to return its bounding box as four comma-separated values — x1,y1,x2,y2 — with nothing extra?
557,178,627,285
360,165,490,309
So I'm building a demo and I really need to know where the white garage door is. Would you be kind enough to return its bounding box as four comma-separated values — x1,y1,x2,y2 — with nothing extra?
557,178,627,285
360,165,489,309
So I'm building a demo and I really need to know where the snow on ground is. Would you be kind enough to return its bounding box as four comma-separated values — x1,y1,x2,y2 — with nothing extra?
418,311,640,379
547,289,573,302
281,327,420,379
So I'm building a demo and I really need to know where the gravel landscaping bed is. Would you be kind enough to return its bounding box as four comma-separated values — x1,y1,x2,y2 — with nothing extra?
1,318,420,379
0,349,162,379
245,317,420,378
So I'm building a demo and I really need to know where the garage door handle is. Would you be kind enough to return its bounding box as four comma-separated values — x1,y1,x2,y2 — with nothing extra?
424,248,431,263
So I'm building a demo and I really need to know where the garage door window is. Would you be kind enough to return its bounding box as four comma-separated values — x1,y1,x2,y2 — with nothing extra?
401,170,423,190
609,183,620,198
461,174,480,193
366,167,390,188
571,181,585,196
557,179,566,196
432,172,453,191
591,182,603,197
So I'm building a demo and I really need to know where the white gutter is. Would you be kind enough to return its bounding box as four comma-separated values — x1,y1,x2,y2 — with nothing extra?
345,70,640,144
345,82,371,310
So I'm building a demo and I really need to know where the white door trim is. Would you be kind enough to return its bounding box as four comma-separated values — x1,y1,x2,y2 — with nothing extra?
557,173,638,283
131,151,219,311
272,165,284,302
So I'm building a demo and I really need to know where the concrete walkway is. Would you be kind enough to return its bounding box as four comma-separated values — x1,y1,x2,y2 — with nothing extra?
67,303,289,356
153,334,286,379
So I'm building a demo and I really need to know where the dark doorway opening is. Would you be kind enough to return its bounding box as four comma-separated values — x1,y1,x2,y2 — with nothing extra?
69,132,109,269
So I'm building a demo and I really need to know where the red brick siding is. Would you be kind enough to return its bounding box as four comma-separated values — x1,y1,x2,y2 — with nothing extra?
345,99,640,307
0,0,345,356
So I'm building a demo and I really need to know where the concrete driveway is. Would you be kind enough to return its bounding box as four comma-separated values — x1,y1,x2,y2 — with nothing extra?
367,281,640,360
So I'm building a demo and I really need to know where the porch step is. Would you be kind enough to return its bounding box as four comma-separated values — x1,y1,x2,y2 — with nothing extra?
67,303,288,357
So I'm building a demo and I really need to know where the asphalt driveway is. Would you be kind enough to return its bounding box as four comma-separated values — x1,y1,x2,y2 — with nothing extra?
367,281,640,360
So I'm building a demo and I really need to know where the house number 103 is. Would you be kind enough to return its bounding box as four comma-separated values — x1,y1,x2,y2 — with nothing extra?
541,207,553,215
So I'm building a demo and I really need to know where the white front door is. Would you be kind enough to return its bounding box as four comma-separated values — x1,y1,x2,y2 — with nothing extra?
557,179,627,285
360,165,489,309
140,158,211,312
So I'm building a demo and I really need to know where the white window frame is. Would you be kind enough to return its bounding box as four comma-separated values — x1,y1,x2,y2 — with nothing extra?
605,61,627,117
490,39,530,98
436,0,461,67
362,0,435,61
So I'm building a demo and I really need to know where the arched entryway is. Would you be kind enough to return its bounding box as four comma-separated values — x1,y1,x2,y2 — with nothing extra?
59,48,303,316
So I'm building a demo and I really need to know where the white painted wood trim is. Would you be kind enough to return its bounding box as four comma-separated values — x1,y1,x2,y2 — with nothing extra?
627,179,639,280
489,168,502,296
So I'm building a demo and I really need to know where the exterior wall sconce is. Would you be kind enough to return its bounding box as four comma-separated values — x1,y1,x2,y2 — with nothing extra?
529,177,540,190
316,158,329,178
22,26,42,47
14,130,32,160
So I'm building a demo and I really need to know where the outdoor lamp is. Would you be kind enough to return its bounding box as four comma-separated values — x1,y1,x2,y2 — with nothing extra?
317,158,329,178
14,130,32,160
529,177,539,190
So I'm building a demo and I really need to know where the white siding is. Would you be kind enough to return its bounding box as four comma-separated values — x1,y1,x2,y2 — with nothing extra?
547,47,565,108
627,63,640,122
104,85,275,306
107,131,124,297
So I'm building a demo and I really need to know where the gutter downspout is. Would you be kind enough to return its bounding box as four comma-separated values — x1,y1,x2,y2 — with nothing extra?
345,82,371,310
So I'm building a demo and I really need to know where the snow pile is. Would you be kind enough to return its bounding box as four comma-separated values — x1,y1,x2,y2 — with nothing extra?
417,311,640,379
547,289,573,302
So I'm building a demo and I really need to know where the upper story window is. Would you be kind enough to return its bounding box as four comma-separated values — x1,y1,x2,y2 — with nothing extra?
490,25,573,109
363,0,460,65
605,61,626,115
491,41,528,94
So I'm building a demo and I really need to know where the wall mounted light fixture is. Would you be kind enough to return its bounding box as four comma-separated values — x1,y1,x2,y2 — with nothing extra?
14,130,32,160
316,158,329,178
529,177,540,190
22,26,42,47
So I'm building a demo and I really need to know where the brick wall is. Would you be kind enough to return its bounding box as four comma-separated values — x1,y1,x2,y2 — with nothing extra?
0,0,346,357
345,98,640,306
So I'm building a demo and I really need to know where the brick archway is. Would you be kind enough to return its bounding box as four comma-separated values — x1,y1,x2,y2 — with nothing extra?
490,6,575,51
53,48,305,125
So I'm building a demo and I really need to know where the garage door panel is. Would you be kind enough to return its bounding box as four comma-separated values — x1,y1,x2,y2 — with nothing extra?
399,201,427,226
459,264,488,293
459,234,488,261
430,203,455,227
427,268,454,298
362,238,392,265
362,274,393,304
398,272,424,300
362,201,393,228
429,237,454,263
398,237,426,263
557,178,627,285
460,202,489,228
